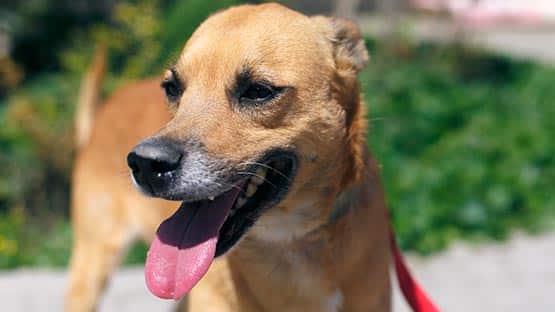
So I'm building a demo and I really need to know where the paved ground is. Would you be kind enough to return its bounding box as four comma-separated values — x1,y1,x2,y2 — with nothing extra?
1,231,553,311
393,232,555,312
359,14,555,64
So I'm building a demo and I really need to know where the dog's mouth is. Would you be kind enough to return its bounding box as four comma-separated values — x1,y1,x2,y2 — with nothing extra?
145,151,297,300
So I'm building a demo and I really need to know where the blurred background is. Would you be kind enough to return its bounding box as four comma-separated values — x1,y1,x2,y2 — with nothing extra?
0,0,554,311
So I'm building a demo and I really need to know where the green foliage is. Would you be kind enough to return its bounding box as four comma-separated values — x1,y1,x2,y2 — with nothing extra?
60,0,239,80
59,0,164,82
0,74,78,266
361,39,555,254
0,74,79,216
0,210,72,268
0,1,554,267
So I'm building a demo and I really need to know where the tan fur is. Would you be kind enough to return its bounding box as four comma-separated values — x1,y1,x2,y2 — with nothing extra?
66,79,178,311
74,44,107,149
66,3,391,311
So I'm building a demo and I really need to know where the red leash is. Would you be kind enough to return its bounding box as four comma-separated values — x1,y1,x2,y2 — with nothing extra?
389,222,441,312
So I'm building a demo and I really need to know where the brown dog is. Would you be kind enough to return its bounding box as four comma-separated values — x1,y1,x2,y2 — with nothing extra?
66,3,391,311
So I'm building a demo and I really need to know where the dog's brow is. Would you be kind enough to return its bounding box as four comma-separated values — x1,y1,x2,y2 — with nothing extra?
169,68,180,81
163,67,185,88
238,66,254,82
236,65,282,87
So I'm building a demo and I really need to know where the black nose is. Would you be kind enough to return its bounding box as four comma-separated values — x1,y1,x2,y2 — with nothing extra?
127,139,182,182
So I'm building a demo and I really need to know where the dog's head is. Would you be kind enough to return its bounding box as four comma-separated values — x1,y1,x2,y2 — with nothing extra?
127,3,368,299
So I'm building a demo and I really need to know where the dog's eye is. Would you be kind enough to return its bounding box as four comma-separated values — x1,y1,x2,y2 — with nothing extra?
240,83,279,103
161,79,182,102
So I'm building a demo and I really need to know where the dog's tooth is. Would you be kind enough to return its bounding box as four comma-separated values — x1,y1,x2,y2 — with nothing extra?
208,196,215,201
246,182,258,197
236,196,247,209
256,167,267,177
252,167,267,185
251,176,264,185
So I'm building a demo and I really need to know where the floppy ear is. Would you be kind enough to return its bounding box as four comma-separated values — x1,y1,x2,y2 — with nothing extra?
312,16,369,73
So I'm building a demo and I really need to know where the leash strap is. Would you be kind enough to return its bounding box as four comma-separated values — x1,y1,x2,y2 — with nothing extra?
389,221,441,312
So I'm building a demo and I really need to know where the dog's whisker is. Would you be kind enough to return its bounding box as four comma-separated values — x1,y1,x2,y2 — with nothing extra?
236,172,278,189
210,181,248,196
240,161,292,182
229,183,247,195
368,117,389,122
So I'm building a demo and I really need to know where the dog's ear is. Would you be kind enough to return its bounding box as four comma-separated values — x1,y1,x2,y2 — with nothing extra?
312,16,369,187
312,16,369,73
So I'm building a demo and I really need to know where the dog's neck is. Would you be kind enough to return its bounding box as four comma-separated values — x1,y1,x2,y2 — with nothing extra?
225,152,390,311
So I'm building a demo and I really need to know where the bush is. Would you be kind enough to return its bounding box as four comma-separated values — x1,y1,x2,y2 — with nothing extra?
0,210,72,268
0,2,554,267
361,39,555,254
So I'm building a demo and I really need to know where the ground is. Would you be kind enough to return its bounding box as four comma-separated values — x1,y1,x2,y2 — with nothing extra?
1,231,553,311
359,14,555,64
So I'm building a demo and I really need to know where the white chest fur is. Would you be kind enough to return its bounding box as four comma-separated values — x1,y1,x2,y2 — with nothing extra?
280,250,343,312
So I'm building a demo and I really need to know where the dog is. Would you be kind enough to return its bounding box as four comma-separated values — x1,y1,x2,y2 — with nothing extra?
66,3,391,311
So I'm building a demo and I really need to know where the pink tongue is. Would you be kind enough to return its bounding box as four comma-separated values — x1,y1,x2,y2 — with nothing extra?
145,190,240,300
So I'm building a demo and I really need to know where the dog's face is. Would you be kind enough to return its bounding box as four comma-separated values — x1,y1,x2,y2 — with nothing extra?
127,3,368,299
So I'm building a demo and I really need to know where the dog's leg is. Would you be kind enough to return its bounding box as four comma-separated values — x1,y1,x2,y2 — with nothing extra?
65,188,134,312
66,227,133,312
